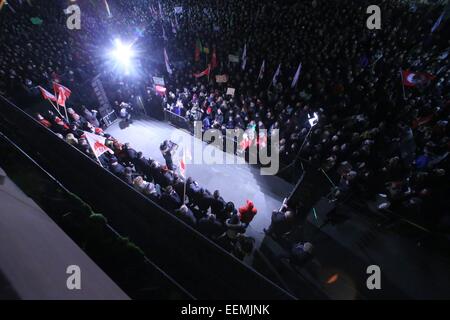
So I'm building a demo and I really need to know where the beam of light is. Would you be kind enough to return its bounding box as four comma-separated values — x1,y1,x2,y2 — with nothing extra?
108,38,136,75
104,0,112,18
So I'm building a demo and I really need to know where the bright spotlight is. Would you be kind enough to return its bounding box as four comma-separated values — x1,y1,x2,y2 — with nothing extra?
109,38,136,74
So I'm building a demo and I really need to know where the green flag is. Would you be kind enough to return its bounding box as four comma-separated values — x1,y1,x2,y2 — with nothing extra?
30,17,43,25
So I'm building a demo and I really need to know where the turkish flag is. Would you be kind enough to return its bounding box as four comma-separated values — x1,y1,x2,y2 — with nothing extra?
53,82,72,107
38,86,57,102
83,131,114,158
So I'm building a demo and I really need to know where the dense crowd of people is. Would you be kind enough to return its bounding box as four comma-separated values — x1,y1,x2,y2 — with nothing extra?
34,105,258,259
0,0,449,239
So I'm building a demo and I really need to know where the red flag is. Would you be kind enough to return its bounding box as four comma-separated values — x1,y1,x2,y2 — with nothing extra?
83,131,114,158
155,85,167,96
179,148,188,177
193,65,211,78
211,48,218,70
53,82,72,107
402,70,435,87
38,86,57,102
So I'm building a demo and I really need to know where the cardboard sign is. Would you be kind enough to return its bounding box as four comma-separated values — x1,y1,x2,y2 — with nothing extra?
228,54,239,63
226,87,235,96
215,75,228,83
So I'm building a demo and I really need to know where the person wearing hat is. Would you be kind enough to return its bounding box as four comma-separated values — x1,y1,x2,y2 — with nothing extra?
225,214,246,241
238,200,258,226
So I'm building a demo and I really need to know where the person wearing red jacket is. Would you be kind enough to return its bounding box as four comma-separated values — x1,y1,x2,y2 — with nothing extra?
238,200,257,226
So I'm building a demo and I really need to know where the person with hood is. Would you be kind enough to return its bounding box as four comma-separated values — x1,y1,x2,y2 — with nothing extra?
238,200,258,226
225,214,246,241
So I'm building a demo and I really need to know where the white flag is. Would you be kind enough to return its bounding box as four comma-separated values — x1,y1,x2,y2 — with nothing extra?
83,131,113,159
241,44,247,71
272,64,281,86
164,48,173,74
257,60,265,81
291,62,302,88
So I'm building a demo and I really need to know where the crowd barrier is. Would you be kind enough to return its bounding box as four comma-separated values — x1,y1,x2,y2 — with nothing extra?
0,94,295,300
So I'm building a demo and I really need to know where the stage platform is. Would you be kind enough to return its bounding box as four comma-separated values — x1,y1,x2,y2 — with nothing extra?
106,117,294,252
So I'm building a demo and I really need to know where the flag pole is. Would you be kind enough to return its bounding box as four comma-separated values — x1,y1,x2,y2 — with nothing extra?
399,68,407,100
47,98,65,119
85,137,104,168
183,177,187,204
63,105,70,124
93,151,104,167
207,64,211,82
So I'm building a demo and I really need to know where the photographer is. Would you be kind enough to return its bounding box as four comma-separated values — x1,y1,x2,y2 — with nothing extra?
160,140,177,171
